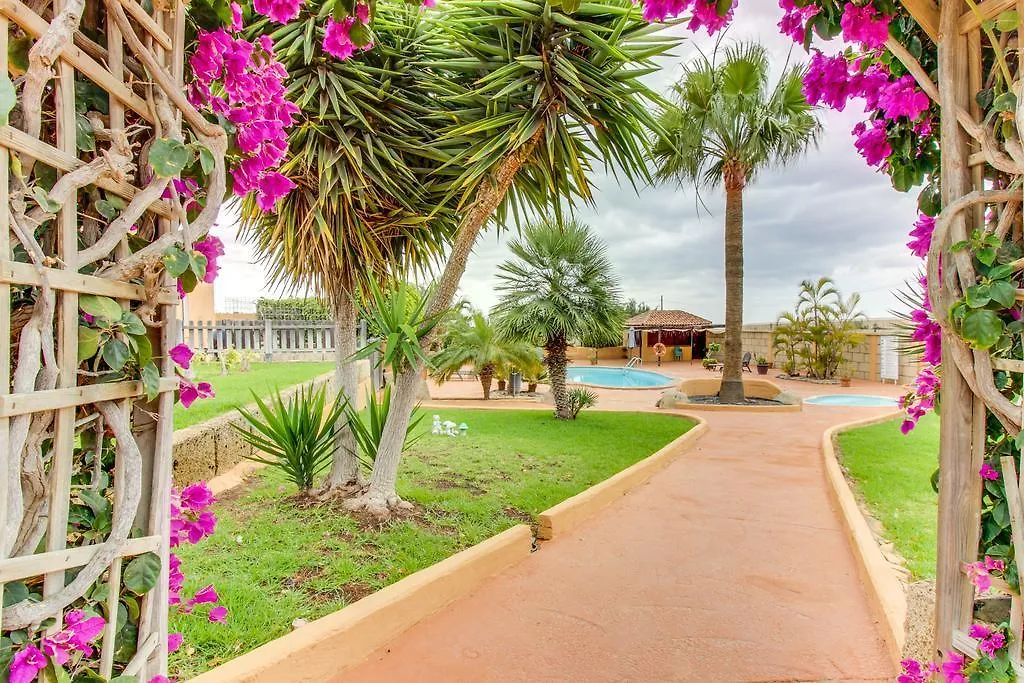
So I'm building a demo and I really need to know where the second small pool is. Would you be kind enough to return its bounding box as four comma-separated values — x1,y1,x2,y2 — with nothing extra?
567,366,675,389
805,394,899,407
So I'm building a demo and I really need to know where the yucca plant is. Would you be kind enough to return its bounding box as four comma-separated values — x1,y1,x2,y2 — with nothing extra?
233,384,347,491
351,276,444,378
567,388,598,419
342,386,425,467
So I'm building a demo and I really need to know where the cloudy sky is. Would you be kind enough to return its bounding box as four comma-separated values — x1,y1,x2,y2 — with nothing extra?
210,3,922,324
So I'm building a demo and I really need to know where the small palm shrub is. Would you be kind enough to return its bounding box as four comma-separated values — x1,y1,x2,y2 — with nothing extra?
233,383,346,491
566,388,598,419
342,386,424,468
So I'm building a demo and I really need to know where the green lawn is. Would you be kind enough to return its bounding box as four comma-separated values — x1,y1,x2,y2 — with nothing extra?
173,362,333,430
170,409,694,677
836,413,939,580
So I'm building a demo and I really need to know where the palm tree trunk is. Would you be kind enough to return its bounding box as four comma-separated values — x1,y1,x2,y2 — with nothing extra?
545,337,571,420
480,365,494,399
347,131,545,516
325,295,363,490
719,183,745,404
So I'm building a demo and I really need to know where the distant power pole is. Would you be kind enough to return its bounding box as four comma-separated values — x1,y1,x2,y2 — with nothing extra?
660,295,663,310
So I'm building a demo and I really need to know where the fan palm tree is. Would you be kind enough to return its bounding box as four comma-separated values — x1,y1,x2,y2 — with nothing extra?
355,0,678,515
432,310,538,399
492,220,624,419
651,42,822,403
239,4,456,492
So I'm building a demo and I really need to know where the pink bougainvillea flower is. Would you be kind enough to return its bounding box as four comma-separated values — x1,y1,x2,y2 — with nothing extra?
778,0,817,43
169,343,195,370
180,482,215,512
149,677,171,683
641,0,689,22
965,556,1004,592
980,630,1007,657
687,0,734,34
897,659,928,683
190,584,219,606
980,463,1000,481
179,380,215,409
193,235,225,284
968,623,992,640
252,0,302,23
9,644,47,683
64,610,105,653
322,10,373,62
128,224,139,234
421,0,436,7
169,552,184,603
910,308,941,366
852,119,891,167
984,556,1005,572
230,1,244,31
878,75,930,121
907,213,934,259
840,1,890,49
940,651,966,683
209,605,229,622
256,172,298,212
176,279,187,299
802,52,860,112
167,632,184,654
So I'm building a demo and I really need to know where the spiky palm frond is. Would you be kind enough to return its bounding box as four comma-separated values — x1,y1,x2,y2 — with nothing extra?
239,3,458,302
423,0,680,226
432,309,539,380
491,218,624,347
651,41,822,192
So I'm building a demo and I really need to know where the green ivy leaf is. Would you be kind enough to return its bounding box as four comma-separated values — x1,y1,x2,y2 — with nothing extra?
197,143,215,175
966,284,992,308
102,339,130,371
95,199,117,220
977,246,998,266
120,311,146,336
162,246,191,278
989,280,1018,308
76,113,95,153
31,186,62,213
123,552,161,595
189,251,208,282
141,361,160,401
80,295,124,323
0,71,14,127
77,326,101,362
149,138,191,177
132,333,153,367
993,91,1017,112
962,309,1004,349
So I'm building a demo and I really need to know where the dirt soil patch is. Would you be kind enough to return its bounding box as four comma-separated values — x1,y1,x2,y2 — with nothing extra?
687,395,785,406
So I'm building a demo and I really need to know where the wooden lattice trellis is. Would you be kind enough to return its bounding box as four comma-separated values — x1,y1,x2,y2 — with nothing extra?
896,0,1024,671
0,0,187,675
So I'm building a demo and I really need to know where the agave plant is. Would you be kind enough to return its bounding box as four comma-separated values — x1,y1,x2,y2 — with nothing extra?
233,383,347,491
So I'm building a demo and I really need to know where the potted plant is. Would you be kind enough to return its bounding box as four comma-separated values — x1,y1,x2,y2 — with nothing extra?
839,362,854,387
756,355,770,375
590,347,599,365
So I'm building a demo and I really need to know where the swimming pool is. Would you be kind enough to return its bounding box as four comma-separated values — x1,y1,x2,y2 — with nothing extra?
567,366,675,389
805,394,899,407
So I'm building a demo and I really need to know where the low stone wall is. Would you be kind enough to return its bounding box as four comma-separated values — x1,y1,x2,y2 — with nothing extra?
172,361,371,485
708,319,919,385
566,346,626,361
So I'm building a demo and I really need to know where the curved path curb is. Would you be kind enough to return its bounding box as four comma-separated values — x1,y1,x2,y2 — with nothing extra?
821,410,908,664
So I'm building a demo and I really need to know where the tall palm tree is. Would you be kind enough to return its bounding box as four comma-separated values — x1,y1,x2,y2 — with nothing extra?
492,220,624,420
651,42,822,403
353,0,678,515
239,4,455,492
797,276,840,378
432,310,538,399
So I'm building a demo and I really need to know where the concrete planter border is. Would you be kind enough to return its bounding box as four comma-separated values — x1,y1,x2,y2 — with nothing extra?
537,415,707,540
190,524,533,682
821,410,907,665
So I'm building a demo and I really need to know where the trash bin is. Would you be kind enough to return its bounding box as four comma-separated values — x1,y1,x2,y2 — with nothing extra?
509,371,522,396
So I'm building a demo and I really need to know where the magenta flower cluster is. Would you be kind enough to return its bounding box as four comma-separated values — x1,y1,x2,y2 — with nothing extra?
188,25,298,212
323,3,373,60
639,0,735,34
170,483,228,640
965,556,1006,592
9,610,105,683
980,463,1000,481
838,1,890,49
900,623,1010,682
176,234,224,298
899,365,939,434
777,0,817,42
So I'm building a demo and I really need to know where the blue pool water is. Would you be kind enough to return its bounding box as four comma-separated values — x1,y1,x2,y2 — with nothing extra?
567,366,674,389
805,394,898,407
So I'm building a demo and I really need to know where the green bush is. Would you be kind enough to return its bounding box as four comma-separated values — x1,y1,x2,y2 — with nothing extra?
233,383,346,491
567,388,598,419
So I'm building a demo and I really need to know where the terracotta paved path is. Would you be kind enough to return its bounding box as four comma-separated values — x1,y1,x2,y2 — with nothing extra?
334,373,901,682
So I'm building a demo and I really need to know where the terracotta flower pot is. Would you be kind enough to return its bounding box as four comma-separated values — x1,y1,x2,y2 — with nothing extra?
757,364,769,375
840,377,852,387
